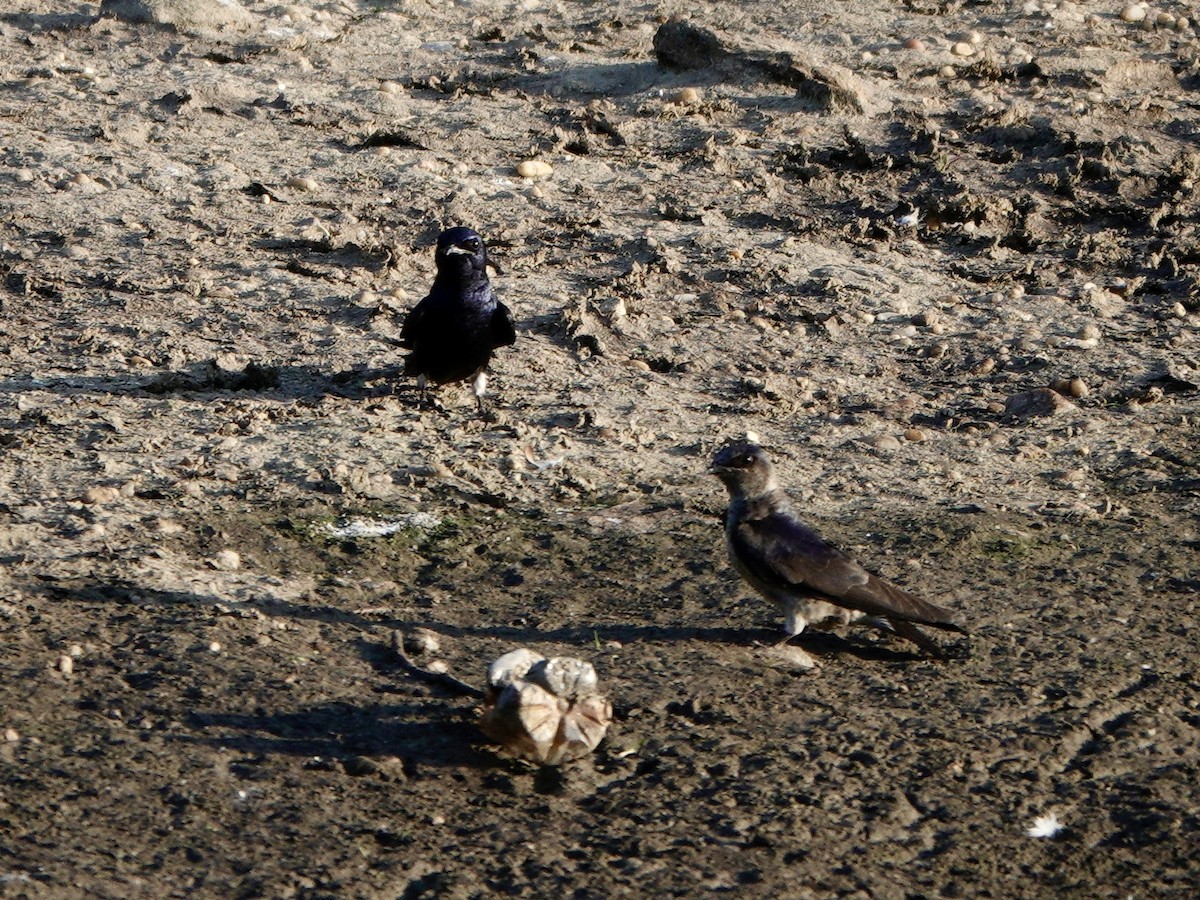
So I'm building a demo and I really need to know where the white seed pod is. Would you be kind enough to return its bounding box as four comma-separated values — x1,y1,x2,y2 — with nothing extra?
549,693,613,764
526,657,597,700
479,680,566,763
479,651,612,764
486,648,546,691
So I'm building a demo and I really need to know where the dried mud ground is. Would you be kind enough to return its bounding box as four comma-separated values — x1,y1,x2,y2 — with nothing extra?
2,0,1199,897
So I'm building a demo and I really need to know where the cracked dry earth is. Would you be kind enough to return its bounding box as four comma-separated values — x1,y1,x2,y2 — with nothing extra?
1,0,1199,897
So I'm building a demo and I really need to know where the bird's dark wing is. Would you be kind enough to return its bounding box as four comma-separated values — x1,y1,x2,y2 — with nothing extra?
734,512,964,631
399,294,432,349
491,300,516,348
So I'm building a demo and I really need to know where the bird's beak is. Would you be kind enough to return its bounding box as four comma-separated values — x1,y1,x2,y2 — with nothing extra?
444,244,473,256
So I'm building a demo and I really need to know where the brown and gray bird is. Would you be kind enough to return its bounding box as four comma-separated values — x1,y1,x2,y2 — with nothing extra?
400,227,515,413
710,441,966,657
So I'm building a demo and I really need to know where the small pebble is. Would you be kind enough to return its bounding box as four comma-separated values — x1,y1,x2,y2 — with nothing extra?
871,434,903,451
406,628,442,655
516,160,553,179
4,728,18,742
14,168,34,183
1121,3,1147,22
208,641,222,653
915,308,940,327
940,65,958,79
904,428,926,442
951,42,975,57
379,80,403,94
1006,388,1074,418
1067,377,1089,398
767,644,818,671
212,549,241,571
903,38,925,50
58,655,74,675
1176,17,1189,30
287,176,319,192
673,86,700,105
82,486,120,505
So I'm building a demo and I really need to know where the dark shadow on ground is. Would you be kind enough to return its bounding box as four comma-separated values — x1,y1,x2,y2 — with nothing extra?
31,578,944,663
0,361,411,402
0,11,97,30
179,700,492,771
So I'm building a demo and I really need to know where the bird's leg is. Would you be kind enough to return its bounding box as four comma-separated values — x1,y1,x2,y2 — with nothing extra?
472,370,490,416
774,604,806,646
417,373,429,408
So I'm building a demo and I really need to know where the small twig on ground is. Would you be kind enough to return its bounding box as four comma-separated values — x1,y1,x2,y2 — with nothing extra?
390,630,484,698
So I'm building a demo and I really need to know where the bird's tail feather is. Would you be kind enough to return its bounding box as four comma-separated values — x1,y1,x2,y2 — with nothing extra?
864,575,967,633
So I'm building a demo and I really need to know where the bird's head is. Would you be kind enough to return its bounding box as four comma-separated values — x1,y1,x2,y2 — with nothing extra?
709,441,778,499
434,227,487,276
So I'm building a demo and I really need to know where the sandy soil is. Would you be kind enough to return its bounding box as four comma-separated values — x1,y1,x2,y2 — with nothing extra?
1,0,1198,896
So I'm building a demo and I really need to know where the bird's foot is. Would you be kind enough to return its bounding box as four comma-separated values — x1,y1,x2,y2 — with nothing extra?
749,631,803,650
415,375,434,411
471,370,495,419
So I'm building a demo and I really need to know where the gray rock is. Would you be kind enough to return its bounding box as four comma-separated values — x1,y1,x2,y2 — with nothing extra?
651,19,889,115
100,0,255,32
1005,387,1075,419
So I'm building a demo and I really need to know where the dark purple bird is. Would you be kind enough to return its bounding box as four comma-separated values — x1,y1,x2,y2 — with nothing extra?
710,441,966,657
400,227,515,413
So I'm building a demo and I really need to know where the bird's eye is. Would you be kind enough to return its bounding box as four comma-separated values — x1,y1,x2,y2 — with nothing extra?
740,455,753,466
